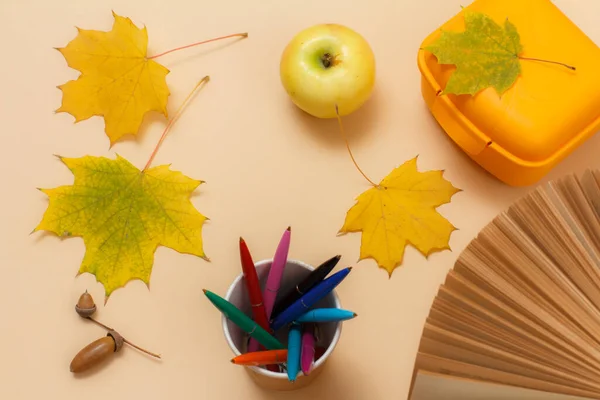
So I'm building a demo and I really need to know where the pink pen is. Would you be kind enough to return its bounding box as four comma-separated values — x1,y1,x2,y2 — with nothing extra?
264,226,292,320
301,324,316,375
247,226,291,353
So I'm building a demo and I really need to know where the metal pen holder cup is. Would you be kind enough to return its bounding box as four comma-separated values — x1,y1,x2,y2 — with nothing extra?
222,259,343,391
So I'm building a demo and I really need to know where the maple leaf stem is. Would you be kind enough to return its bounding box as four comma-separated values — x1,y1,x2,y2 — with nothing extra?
143,76,211,172
518,56,576,71
334,105,378,187
86,317,162,359
147,32,248,60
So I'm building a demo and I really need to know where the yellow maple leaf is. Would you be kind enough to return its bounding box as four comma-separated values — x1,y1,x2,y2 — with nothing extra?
33,154,208,301
339,156,461,276
56,11,170,145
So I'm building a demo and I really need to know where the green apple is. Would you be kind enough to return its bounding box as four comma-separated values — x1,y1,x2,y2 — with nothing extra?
279,24,376,119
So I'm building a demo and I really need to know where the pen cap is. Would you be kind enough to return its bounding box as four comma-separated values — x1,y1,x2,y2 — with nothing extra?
222,258,343,391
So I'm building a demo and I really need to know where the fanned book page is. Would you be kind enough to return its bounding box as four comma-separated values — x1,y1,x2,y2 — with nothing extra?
410,170,600,400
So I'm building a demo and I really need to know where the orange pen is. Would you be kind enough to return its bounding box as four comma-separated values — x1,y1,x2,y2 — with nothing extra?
231,350,288,366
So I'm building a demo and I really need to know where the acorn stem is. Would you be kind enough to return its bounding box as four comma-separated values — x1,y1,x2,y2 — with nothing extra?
86,316,113,331
86,317,161,359
123,338,162,359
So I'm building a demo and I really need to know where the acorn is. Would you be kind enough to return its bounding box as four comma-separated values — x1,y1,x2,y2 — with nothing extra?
69,290,161,374
75,290,97,318
70,330,124,373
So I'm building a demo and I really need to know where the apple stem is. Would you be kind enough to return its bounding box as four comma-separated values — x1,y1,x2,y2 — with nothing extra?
335,104,378,187
147,32,248,60
517,56,576,70
322,53,334,68
143,76,210,172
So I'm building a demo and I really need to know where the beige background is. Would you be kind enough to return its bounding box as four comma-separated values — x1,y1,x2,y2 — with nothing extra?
1,0,599,399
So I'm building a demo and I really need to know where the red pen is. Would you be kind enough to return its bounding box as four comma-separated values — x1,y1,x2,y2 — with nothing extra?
239,237,278,372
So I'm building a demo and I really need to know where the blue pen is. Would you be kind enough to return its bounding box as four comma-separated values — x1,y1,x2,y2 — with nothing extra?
271,267,352,331
287,323,302,382
295,308,357,323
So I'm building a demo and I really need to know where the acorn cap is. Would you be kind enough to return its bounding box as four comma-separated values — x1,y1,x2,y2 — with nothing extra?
107,330,124,352
75,290,97,318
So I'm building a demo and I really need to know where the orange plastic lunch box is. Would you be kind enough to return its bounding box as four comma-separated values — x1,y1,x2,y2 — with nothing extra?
418,0,600,186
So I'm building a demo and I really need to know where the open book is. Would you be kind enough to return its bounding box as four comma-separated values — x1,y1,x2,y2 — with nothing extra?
409,169,600,400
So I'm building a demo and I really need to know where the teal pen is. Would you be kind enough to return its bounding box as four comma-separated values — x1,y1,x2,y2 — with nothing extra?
287,323,302,382
295,308,357,323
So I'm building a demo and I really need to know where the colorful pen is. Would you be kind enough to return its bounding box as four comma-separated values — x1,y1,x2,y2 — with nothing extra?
295,308,357,323
203,289,285,350
240,237,272,354
271,267,353,331
231,349,288,366
287,322,302,382
301,323,316,375
271,255,341,319
263,226,291,321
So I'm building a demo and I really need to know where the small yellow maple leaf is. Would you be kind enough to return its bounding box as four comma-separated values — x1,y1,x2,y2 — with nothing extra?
339,156,461,276
34,154,207,301
56,11,170,145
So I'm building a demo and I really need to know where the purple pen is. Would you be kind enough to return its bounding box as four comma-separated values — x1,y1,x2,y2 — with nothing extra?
301,323,316,375
248,226,291,353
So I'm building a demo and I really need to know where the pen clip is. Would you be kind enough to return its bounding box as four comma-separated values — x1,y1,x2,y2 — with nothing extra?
266,281,281,293
314,324,321,344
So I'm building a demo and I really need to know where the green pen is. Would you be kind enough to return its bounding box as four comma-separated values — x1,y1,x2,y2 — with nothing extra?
203,289,285,350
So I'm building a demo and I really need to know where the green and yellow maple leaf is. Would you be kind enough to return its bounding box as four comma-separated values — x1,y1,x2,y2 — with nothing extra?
34,154,208,300
56,11,171,145
424,10,523,96
339,157,460,276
